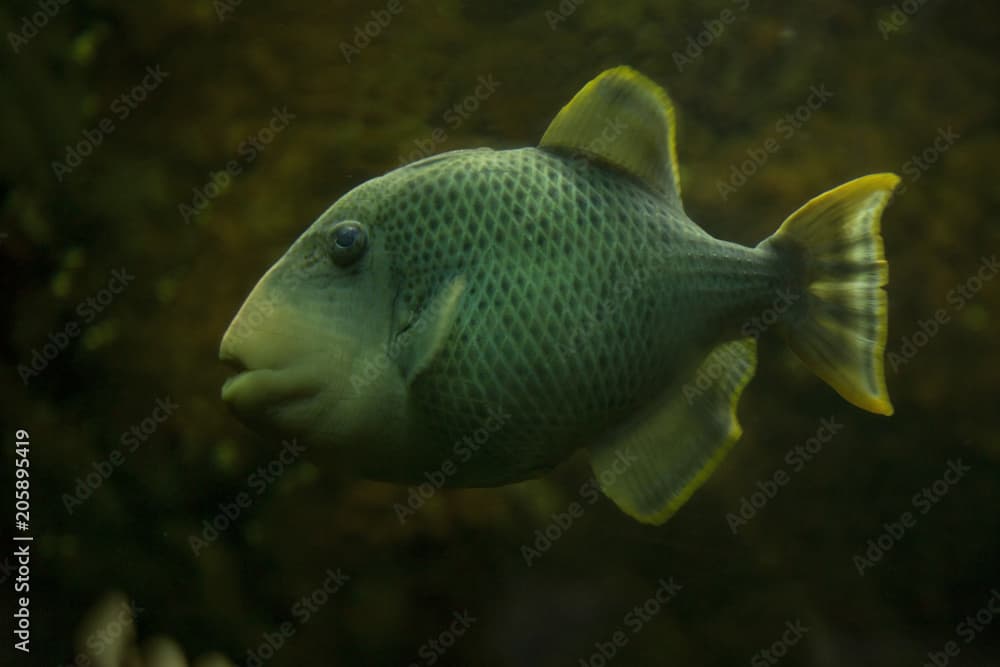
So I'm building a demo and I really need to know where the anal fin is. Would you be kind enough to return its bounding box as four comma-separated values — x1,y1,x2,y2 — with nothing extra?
589,339,757,525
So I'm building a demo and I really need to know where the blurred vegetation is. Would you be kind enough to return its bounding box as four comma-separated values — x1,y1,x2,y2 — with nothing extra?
1,0,998,665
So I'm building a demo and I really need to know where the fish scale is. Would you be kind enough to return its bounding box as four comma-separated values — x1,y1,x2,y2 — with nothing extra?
365,146,777,484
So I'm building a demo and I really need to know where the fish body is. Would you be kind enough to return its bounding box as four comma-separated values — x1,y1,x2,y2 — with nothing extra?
221,68,897,524
331,146,785,484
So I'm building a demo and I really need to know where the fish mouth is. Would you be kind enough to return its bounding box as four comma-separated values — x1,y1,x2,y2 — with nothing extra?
220,348,246,387
219,349,252,404
219,349,320,416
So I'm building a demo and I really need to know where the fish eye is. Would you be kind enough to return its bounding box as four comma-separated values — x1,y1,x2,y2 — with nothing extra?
329,220,368,267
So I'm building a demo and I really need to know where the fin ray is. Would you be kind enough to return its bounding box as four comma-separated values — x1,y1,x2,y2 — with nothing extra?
589,339,757,525
763,174,900,415
539,66,683,203
396,276,466,384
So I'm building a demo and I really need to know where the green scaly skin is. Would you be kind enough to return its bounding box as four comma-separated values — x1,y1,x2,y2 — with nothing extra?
324,146,793,485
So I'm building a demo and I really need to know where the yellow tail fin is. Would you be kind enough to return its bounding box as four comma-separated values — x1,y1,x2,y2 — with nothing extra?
763,174,900,415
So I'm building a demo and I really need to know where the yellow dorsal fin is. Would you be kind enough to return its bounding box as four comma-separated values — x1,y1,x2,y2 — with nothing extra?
539,66,683,203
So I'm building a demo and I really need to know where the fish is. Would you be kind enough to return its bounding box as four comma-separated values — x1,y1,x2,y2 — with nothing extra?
219,67,898,525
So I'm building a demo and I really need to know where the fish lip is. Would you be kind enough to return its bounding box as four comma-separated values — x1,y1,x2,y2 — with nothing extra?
220,368,248,404
220,371,244,399
219,344,247,372
221,368,279,412
218,343,259,405
220,364,323,415
219,345,251,398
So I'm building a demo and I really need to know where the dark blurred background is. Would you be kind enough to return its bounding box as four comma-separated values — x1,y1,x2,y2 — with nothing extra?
1,1,998,665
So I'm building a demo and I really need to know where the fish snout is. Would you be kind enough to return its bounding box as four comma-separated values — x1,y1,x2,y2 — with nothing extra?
218,276,345,414
219,257,290,381
219,271,292,410
219,294,276,371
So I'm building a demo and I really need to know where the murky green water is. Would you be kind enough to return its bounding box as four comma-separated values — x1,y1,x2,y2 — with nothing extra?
2,1,998,665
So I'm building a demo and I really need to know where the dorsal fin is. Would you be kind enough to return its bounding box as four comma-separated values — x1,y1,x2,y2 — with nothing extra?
539,66,683,204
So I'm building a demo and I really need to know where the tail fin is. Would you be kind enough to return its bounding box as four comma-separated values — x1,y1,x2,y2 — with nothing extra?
762,174,900,416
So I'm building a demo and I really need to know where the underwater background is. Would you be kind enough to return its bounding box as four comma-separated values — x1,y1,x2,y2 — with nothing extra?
2,0,999,665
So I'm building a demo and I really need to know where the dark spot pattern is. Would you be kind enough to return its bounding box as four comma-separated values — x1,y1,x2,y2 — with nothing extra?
350,147,784,483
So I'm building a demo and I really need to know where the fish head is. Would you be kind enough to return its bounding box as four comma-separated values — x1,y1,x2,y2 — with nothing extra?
219,178,409,467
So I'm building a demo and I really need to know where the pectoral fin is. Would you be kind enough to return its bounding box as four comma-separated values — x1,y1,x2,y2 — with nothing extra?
589,339,757,525
396,276,466,385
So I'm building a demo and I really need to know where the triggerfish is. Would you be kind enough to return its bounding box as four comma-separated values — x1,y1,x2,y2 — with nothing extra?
220,67,897,524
